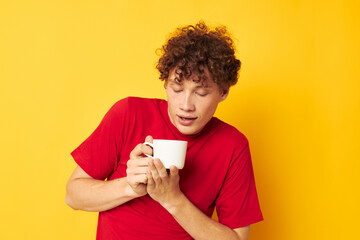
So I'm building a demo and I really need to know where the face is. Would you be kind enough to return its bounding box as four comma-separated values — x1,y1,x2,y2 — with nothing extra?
165,67,229,135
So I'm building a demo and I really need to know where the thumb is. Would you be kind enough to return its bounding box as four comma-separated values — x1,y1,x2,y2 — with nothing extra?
145,135,153,144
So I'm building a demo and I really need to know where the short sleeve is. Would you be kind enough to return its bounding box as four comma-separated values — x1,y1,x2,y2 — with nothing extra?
71,98,129,180
215,143,263,229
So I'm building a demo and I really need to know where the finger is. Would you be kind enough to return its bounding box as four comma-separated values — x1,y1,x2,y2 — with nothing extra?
141,143,153,157
142,136,154,156
154,158,168,179
169,165,179,177
129,174,148,185
126,166,149,175
129,143,153,158
148,159,161,185
145,135,153,144
146,169,154,187
127,158,152,168
129,143,145,158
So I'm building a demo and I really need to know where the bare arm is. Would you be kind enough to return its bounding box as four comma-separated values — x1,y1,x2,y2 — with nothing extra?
65,166,140,212
65,136,154,212
146,158,250,240
166,193,249,240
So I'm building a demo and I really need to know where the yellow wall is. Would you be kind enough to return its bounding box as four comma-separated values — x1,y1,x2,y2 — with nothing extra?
1,0,359,239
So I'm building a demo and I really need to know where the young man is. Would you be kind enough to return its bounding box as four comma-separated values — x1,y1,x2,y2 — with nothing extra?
66,22,263,240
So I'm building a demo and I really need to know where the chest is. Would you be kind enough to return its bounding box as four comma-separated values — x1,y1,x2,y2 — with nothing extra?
110,116,233,210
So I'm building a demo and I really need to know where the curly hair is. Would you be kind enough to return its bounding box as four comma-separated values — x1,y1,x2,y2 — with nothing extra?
156,21,241,92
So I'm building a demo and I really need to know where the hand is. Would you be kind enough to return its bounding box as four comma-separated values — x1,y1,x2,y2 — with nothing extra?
126,135,153,197
146,158,183,211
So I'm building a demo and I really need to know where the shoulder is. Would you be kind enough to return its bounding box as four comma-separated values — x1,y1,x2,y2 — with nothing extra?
213,119,249,149
105,97,166,124
111,97,166,112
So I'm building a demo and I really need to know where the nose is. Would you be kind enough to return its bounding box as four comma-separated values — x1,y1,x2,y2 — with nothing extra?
180,92,195,112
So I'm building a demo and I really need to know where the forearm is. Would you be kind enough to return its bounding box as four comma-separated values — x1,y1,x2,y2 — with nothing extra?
164,194,240,240
65,177,139,212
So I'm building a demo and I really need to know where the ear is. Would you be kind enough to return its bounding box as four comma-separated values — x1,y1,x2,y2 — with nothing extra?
219,88,229,102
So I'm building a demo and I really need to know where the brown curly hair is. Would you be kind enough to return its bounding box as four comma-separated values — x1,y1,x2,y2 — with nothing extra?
156,21,241,92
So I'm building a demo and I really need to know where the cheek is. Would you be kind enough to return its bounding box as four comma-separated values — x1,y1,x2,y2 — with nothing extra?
167,98,180,116
166,91,174,106
167,96,176,109
199,101,218,119
168,92,183,108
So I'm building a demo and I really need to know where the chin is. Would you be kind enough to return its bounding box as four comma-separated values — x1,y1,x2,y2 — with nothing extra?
177,125,200,135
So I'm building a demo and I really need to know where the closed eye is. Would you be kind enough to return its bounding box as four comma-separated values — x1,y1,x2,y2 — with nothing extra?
196,92,208,97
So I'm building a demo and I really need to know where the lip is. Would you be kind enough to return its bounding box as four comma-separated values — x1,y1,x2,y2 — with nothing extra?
177,115,197,126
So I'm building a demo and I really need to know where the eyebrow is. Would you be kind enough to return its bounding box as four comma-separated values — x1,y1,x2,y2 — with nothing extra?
168,80,182,86
196,84,211,89
168,79,212,89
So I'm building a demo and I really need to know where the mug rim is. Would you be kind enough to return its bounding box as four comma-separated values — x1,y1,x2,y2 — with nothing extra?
153,139,187,143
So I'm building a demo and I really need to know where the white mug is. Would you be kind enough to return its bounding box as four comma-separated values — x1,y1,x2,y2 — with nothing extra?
144,139,187,169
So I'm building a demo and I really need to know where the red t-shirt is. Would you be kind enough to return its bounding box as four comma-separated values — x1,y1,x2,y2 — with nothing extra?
71,97,263,240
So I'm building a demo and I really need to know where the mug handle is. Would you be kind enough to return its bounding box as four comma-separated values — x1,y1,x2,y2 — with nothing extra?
143,142,154,158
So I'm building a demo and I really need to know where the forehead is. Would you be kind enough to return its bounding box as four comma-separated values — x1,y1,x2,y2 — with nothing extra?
168,77,215,89
168,67,215,87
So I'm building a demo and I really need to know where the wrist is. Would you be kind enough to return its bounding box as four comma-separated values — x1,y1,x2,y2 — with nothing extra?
117,178,144,199
124,183,139,198
162,193,187,215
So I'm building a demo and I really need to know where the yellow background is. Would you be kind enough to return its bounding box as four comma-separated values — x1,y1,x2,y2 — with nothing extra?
1,0,359,239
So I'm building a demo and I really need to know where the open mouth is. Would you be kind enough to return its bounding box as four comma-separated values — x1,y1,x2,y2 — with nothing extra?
177,115,198,126
179,116,197,121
